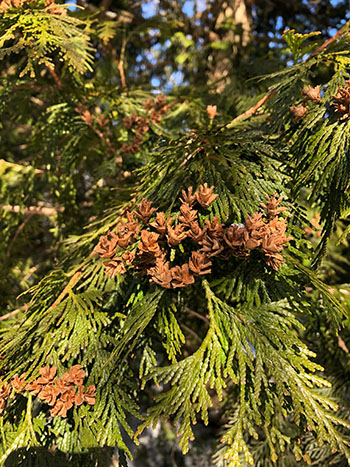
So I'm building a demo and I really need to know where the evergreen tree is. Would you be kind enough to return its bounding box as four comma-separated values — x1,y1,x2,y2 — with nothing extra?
1,1,350,466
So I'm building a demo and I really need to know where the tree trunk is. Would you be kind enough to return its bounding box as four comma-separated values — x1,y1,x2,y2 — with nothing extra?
207,0,253,91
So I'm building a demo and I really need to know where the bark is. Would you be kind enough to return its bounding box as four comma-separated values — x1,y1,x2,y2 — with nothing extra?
207,0,253,91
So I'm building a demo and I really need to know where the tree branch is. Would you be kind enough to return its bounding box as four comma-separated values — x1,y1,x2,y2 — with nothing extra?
46,66,63,88
307,21,349,59
0,308,24,321
185,307,210,325
226,23,349,128
227,90,277,126
50,270,83,310
1,204,63,216
182,324,202,344
100,0,112,10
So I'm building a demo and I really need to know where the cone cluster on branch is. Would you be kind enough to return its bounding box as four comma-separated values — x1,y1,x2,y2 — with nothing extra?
332,81,350,120
0,365,95,417
121,94,169,155
301,85,321,103
0,0,66,14
0,0,33,11
290,84,321,122
75,104,110,130
290,82,350,122
94,186,292,288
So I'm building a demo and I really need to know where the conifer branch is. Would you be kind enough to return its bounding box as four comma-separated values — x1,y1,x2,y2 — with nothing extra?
307,21,350,59
227,22,349,128
2,3,350,465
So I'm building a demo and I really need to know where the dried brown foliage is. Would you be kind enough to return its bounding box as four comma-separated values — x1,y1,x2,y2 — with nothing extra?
0,365,95,417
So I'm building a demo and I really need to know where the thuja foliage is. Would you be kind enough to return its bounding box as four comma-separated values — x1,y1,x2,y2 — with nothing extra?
1,1,350,465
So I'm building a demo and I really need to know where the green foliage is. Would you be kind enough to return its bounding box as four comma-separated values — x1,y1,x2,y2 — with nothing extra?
1,2,350,466
0,4,94,77
282,29,322,63
257,29,350,260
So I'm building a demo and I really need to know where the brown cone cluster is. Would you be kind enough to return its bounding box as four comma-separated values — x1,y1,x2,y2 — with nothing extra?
304,213,321,238
332,81,350,120
302,85,321,103
260,193,286,218
0,0,33,11
94,211,140,278
290,104,308,123
0,365,95,417
0,381,10,412
0,0,66,13
121,94,169,155
75,104,115,157
292,80,350,122
44,0,66,14
94,187,292,287
76,104,110,130
290,85,321,123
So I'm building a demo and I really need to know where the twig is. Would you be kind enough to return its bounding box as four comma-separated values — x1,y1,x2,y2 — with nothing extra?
92,127,115,154
1,204,63,216
338,335,349,354
6,213,34,256
77,109,115,155
117,28,127,88
50,270,82,310
11,84,48,91
0,308,23,321
117,60,127,88
185,307,210,325
182,324,202,344
46,66,63,88
100,0,112,9
227,90,277,126
307,21,349,59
